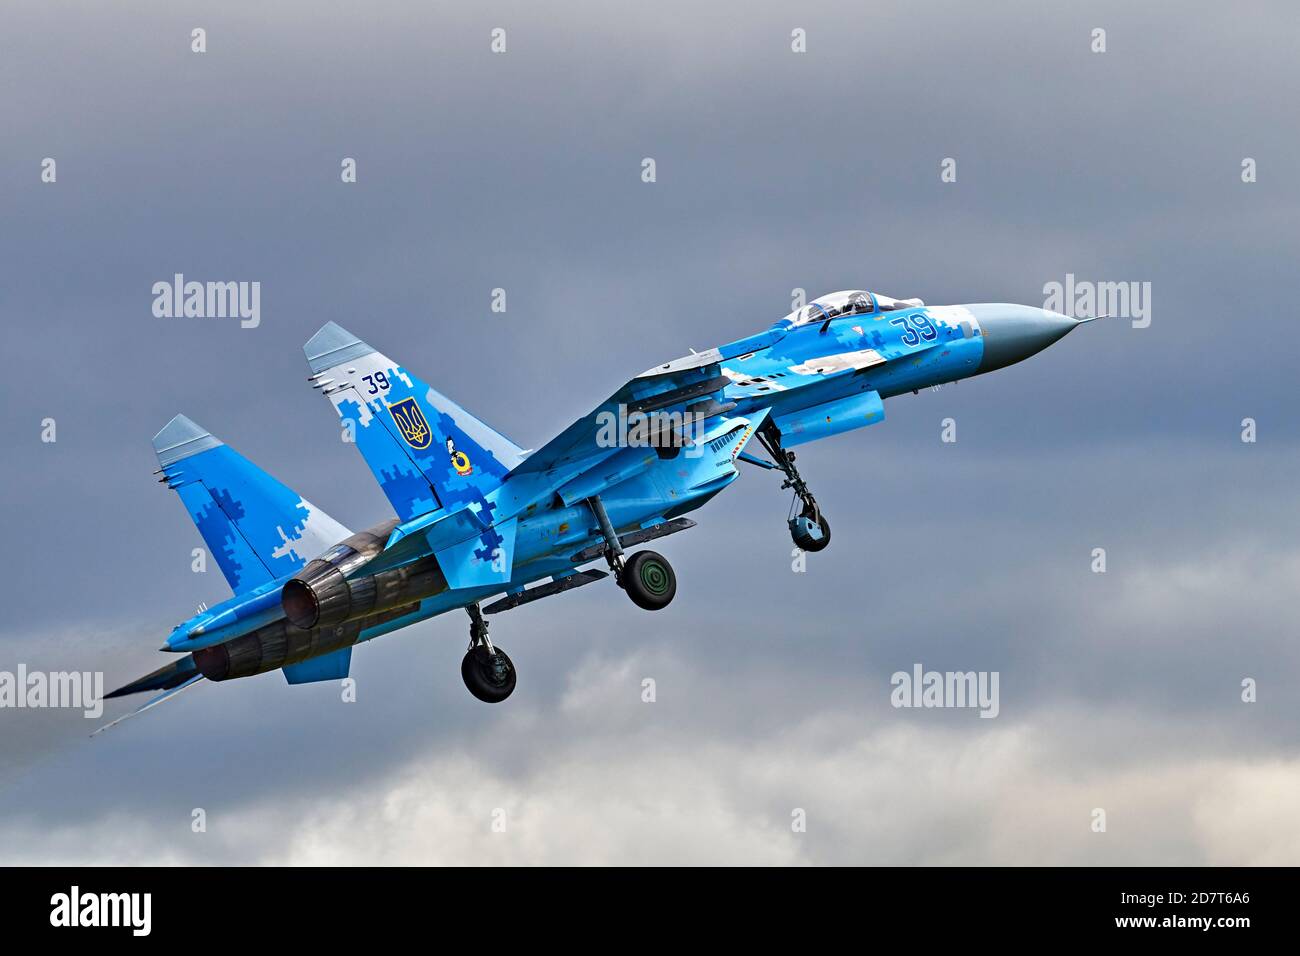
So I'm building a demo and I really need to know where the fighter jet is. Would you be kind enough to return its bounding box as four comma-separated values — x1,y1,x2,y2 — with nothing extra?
102,291,1088,725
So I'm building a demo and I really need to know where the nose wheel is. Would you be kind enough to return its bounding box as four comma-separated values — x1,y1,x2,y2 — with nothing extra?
790,506,831,553
462,604,516,703
754,421,832,553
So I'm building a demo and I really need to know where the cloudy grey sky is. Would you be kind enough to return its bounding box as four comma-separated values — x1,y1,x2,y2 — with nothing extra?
2,0,1298,864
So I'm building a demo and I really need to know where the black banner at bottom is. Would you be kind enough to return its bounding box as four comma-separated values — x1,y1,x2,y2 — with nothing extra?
0,866,1279,942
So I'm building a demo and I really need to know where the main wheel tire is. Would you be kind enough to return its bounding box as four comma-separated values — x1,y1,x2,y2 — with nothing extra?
461,645,517,703
622,550,677,611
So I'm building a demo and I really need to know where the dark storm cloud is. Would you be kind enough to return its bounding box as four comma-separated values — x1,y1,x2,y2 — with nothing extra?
1,0,1297,863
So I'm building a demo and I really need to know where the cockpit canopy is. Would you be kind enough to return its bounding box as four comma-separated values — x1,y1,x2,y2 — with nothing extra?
781,290,924,327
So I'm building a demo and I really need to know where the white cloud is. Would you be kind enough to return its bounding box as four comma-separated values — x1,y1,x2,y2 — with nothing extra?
4,646,1298,866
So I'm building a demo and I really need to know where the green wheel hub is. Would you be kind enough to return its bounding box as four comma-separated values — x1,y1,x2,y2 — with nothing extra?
623,550,677,611
639,559,670,595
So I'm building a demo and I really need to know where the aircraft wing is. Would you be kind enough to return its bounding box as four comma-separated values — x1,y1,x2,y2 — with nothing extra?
510,361,734,477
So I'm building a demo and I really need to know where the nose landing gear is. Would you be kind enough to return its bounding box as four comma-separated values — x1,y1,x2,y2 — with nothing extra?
462,603,516,703
753,421,831,553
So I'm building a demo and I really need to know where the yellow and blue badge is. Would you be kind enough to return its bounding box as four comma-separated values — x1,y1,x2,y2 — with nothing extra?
446,438,474,476
387,397,433,450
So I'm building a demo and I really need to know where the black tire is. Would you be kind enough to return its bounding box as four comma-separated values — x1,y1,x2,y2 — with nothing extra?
461,645,517,703
792,514,832,552
622,550,677,611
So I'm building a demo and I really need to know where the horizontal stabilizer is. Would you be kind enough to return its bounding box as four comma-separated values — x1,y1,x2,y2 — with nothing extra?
106,655,200,699
92,674,203,737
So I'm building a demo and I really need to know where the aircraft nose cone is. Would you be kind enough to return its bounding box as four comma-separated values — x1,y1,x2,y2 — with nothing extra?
971,304,1079,374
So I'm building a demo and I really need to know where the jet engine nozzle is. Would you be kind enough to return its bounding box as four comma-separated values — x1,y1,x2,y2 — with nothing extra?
279,519,449,631
283,563,374,630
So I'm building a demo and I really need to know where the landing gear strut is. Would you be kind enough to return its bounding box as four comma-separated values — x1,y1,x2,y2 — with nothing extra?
461,603,516,703
756,421,831,553
588,496,677,611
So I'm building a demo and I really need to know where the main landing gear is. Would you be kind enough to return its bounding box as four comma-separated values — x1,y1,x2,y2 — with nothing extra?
461,603,516,703
460,501,689,702
753,421,831,553
588,496,677,611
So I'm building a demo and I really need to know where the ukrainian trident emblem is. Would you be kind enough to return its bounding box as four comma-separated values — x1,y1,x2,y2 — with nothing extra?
387,397,433,450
